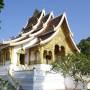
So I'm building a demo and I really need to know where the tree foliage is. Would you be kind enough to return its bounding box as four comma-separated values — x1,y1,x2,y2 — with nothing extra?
52,37,90,81
0,0,4,12
52,37,90,77
33,9,40,17
0,77,15,90
78,37,90,57
52,53,90,82
0,0,4,30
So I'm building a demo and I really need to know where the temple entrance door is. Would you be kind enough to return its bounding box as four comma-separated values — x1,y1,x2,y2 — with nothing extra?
20,54,25,65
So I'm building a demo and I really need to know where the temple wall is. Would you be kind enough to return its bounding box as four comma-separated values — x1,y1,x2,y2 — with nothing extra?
0,48,10,65
11,38,38,65
10,26,75,65
39,27,74,64
10,64,87,90
29,48,41,65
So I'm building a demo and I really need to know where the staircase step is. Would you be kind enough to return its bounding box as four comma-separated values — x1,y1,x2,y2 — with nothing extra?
11,71,34,90
16,79,33,84
20,84,33,90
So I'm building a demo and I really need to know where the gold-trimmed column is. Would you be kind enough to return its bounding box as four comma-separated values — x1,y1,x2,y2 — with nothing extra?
28,49,30,65
9,47,13,64
52,48,55,63
39,47,44,64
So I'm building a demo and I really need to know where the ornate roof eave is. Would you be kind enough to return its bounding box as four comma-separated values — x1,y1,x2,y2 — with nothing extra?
9,12,54,46
23,9,45,29
10,36,35,46
0,44,10,50
55,13,80,53
21,9,45,37
2,10,45,45
39,14,65,45
23,38,38,50
43,12,54,26
2,35,27,45
31,12,54,36
10,38,38,49
39,13,80,53
40,28,59,45
63,13,80,53
2,10,80,53
69,34,80,53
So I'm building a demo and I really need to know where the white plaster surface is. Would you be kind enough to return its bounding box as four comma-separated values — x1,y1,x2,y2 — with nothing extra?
10,64,89,90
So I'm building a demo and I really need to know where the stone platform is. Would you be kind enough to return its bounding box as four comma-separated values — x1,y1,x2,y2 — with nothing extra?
9,64,88,90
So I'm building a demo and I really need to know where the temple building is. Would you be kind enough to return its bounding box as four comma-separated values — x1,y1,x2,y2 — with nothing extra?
0,9,79,66
0,10,83,90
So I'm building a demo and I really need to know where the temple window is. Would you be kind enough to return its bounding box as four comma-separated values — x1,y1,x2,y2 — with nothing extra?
54,44,60,55
43,50,47,58
48,51,52,59
60,46,65,56
54,45,65,60
43,50,52,64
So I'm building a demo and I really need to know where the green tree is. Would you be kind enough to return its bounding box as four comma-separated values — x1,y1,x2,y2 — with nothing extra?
33,9,40,17
78,37,90,57
0,0,4,12
0,0,4,29
0,77,16,90
52,53,90,90
53,53,90,76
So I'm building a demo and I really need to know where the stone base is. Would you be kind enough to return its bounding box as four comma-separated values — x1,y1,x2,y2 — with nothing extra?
9,64,88,90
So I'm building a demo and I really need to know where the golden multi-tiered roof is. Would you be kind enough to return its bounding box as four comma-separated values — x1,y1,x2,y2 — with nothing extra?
1,10,79,52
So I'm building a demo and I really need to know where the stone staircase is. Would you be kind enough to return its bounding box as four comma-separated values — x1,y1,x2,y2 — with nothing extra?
9,64,66,90
9,64,88,90
11,70,65,90
0,64,89,90
12,70,34,90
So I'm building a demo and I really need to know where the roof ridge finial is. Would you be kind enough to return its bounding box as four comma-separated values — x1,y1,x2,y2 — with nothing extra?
50,11,54,17
63,8,67,16
42,9,45,15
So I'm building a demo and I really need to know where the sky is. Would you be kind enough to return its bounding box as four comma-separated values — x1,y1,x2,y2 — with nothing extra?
0,0,90,43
